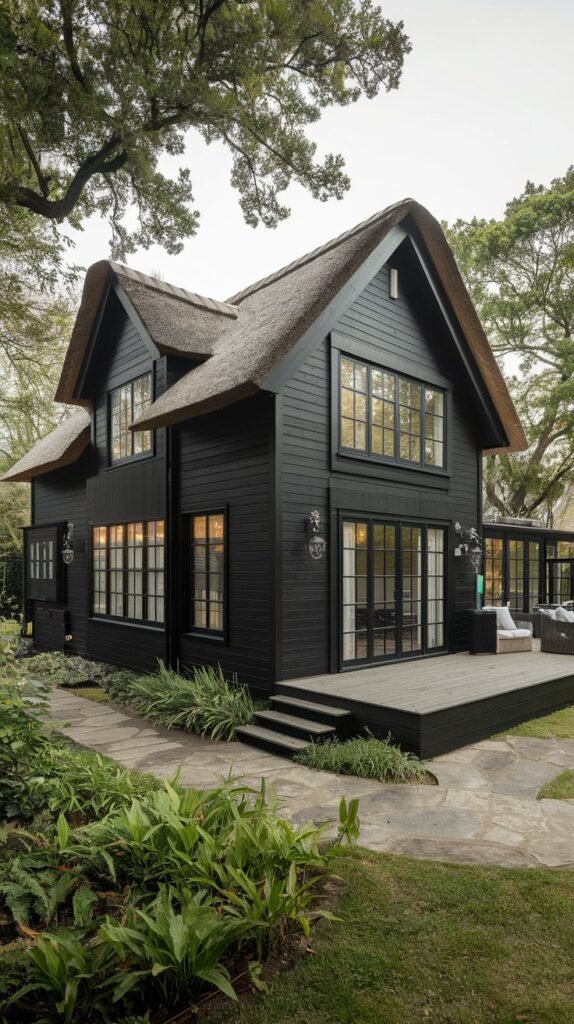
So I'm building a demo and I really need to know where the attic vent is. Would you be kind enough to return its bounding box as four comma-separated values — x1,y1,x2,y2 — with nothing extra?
389,268,398,300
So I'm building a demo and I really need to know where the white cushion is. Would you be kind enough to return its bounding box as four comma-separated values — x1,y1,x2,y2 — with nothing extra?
556,606,574,623
483,605,516,631
497,629,516,639
511,628,532,638
541,608,558,620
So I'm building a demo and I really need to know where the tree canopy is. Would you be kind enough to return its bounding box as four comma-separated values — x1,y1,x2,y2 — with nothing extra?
0,0,411,256
446,168,574,524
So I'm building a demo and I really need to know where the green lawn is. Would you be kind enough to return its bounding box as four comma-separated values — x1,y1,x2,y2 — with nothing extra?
67,684,110,703
496,705,574,740
203,850,574,1024
539,769,574,801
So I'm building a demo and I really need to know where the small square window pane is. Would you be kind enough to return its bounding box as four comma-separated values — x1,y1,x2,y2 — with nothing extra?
354,421,366,450
341,418,354,448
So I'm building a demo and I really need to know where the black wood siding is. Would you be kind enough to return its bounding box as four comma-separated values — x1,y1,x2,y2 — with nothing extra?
30,290,169,673
31,453,91,655
278,252,482,679
175,394,274,696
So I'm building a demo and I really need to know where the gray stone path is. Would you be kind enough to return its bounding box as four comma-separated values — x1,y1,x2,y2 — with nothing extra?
46,688,574,869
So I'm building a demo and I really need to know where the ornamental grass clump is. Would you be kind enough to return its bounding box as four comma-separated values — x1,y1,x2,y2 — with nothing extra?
106,661,256,741
296,734,429,784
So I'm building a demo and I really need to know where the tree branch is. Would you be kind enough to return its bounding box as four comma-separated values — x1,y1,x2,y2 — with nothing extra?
4,138,128,220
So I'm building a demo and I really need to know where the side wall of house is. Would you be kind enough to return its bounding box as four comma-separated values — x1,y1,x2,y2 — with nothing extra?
30,292,168,673
278,246,482,680
175,393,275,697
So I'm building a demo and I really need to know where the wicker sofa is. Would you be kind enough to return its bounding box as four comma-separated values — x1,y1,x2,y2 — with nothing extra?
540,609,574,655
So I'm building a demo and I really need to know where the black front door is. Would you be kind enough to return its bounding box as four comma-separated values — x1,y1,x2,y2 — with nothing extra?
340,518,446,668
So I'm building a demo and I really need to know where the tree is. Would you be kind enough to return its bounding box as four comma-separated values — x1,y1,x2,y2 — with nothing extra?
0,0,411,256
446,168,574,525
0,288,73,617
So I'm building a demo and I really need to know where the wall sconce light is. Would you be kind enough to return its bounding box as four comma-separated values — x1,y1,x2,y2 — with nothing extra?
304,510,327,561
454,522,482,567
62,522,75,565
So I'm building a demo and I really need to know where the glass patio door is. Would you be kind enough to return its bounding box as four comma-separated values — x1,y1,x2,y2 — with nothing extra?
548,560,574,605
341,519,446,667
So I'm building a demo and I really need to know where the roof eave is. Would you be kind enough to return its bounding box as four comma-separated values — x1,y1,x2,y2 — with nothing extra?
0,425,91,483
130,381,261,431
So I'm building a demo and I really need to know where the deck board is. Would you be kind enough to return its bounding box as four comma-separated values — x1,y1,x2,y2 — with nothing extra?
277,644,574,756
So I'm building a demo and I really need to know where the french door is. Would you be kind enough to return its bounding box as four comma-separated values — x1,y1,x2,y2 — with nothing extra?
341,518,447,667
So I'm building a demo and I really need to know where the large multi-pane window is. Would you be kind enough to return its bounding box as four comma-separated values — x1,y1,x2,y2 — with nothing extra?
340,356,445,468
484,535,542,611
92,520,164,624
342,519,446,665
190,512,226,634
109,373,153,463
484,537,504,605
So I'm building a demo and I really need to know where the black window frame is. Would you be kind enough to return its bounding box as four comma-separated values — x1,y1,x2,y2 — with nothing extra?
107,371,154,467
338,353,447,471
90,519,165,627
24,523,65,603
186,509,227,640
483,531,543,612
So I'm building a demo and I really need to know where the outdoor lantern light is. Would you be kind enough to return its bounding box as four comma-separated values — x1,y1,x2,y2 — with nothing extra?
305,510,327,561
62,522,75,565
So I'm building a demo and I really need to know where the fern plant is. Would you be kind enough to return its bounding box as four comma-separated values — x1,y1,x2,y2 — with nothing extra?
0,855,83,927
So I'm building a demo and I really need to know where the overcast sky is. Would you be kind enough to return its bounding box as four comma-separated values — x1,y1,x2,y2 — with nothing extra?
68,0,573,301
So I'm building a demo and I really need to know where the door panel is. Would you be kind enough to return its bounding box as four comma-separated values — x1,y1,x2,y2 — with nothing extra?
341,518,446,667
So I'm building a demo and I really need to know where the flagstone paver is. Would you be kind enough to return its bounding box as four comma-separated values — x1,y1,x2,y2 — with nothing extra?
45,688,574,870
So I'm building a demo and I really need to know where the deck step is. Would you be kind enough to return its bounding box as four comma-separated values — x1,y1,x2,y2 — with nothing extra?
271,693,351,724
255,709,335,741
236,724,310,758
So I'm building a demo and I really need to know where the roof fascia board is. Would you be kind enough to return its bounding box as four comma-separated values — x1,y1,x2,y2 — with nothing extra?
407,231,509,449
76,277,160,400
112,279,161,359
261,225,408,394
75,276,112,399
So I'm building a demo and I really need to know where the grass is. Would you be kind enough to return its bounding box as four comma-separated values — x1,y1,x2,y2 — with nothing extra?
496,705,574,740
67,685,110,703
538,769,574,801
296,735,430,784
203,849,574,1024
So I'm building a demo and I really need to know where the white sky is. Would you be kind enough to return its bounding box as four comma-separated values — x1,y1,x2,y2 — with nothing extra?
67,0,574,301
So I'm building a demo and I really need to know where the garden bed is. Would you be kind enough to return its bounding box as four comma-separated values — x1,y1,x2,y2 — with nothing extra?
0,672,358,1023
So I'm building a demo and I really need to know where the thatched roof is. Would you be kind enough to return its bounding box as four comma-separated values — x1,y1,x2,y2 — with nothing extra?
55,262,238,404
6,198,526,485
128,199,526,453
0,410,91,483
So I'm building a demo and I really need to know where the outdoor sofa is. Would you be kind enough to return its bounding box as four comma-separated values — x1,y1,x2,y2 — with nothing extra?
481,605,533,654
539,606,574,655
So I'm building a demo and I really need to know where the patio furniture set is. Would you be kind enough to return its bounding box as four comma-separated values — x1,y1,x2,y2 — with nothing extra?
469,604,574,656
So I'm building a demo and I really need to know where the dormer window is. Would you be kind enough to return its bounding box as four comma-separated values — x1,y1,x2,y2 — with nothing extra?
109,372,153,464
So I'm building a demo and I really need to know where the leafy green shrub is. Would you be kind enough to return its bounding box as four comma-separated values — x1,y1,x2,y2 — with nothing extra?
24,652,116,688
296,734,429,783
4,772,352,1022
0,675,50,818
28,746,160,822
101,888,248,1004
101,661,256,741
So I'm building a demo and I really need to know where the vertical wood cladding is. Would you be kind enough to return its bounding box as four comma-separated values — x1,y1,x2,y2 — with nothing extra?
278,252,482,679
175,394,274,695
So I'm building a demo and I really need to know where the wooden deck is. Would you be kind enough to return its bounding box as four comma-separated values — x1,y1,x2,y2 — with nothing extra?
276,643,574,757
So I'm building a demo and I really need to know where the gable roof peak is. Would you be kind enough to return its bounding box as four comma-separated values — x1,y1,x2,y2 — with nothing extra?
227,198,416,305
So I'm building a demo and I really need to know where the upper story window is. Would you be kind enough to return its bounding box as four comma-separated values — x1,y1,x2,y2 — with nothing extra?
109,372,153,464
339,355,445,469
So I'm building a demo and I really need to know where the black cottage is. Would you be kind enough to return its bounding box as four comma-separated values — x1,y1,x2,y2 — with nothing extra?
3,199,527,702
